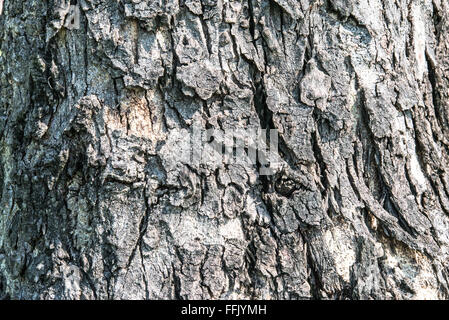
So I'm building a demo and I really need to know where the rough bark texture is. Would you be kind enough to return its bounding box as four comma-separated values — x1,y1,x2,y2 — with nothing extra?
1,0,449,300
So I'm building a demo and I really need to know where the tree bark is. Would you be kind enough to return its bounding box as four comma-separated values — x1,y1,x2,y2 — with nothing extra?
1,0,449,299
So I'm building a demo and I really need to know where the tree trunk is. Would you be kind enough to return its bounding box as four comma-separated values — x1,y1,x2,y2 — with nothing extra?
1,0,449,300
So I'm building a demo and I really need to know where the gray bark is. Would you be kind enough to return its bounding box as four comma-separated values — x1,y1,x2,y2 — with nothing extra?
0,0,449,300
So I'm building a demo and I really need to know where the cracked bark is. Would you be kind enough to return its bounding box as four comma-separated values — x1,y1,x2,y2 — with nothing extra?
1,0,449,300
